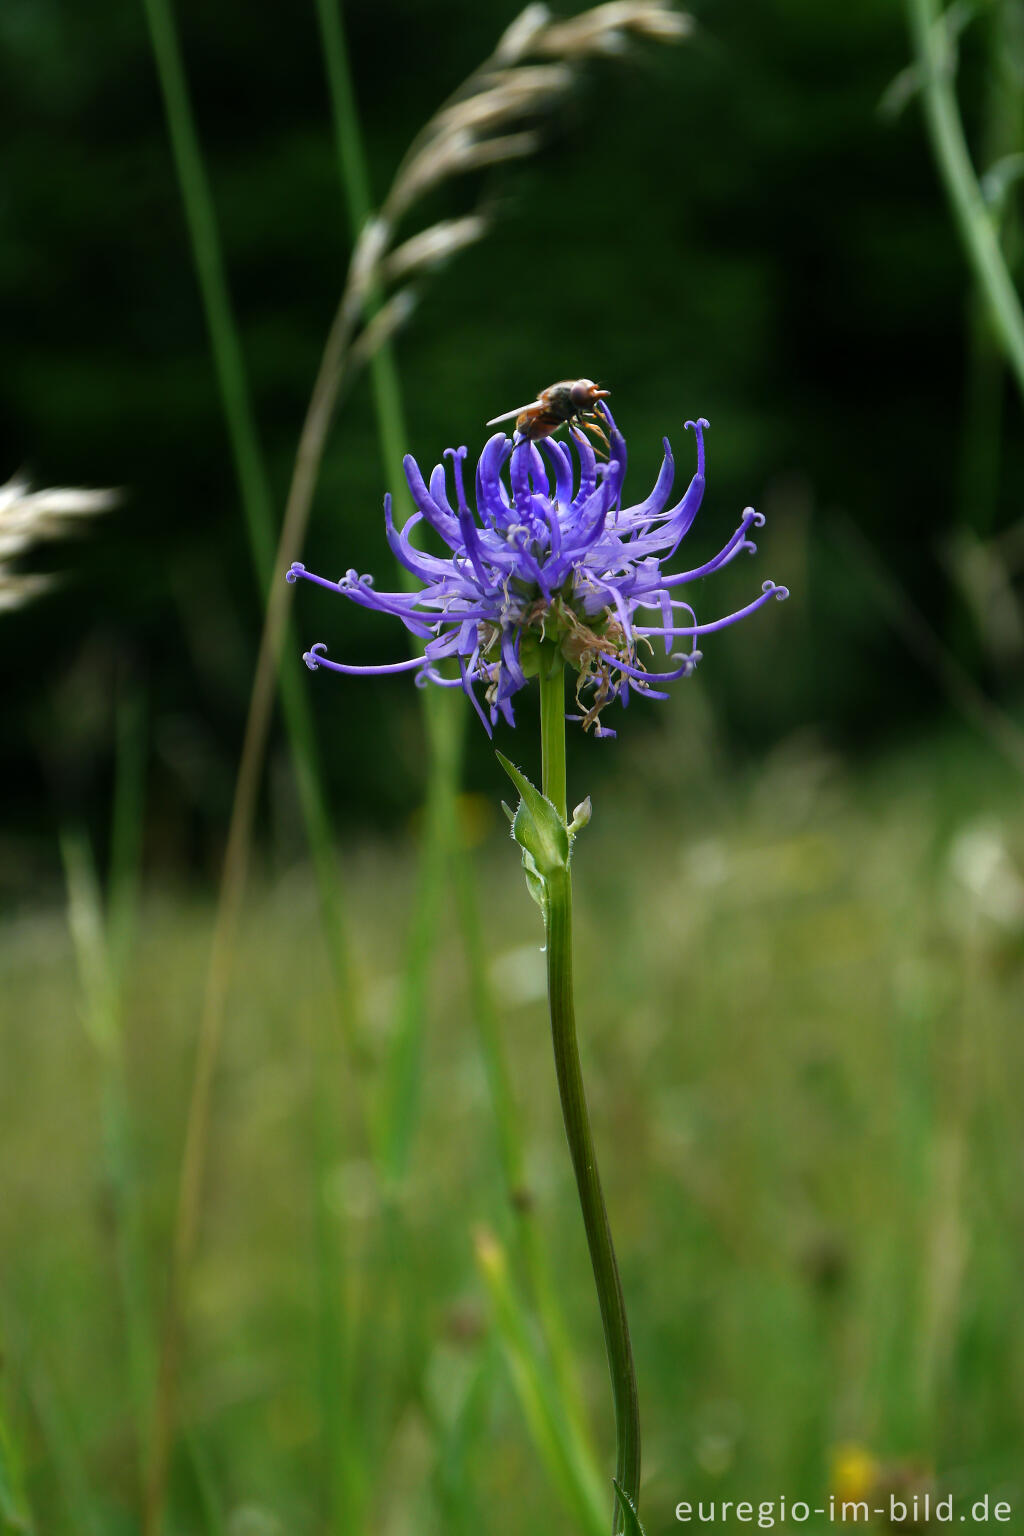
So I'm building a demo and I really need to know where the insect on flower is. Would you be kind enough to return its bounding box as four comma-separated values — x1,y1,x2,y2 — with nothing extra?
486,378,611,446
288,402,788,740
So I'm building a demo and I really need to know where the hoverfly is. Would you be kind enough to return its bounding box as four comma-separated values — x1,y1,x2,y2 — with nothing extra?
486,378,611,447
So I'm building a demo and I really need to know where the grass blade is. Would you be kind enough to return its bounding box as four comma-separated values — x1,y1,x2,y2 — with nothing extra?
475,1229,606,1536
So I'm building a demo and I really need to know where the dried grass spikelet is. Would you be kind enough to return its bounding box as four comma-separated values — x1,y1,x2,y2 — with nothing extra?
380,215,489,287
530,2,693,56
345,0,691,337
0,475,117,613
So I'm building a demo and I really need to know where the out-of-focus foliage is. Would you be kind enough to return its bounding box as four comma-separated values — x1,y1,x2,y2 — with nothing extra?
3,720,1023,1531
3,0,1023,880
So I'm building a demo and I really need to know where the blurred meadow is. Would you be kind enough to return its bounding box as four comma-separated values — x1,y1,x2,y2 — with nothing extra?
3,0,1024,1532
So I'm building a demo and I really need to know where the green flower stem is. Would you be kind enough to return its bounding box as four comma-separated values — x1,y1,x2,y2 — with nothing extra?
538,655,641,1534
907,0,1024,406
540,649,569,820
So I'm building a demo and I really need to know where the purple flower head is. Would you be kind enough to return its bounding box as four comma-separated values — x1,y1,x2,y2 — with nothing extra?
288,408,787,738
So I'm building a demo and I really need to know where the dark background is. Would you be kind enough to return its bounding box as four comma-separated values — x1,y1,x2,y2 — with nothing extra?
3,0,1022,882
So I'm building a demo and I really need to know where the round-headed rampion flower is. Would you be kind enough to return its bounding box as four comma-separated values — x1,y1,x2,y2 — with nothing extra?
288,408,787,738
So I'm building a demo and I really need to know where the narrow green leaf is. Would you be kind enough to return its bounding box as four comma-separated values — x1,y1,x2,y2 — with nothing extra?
613,1479,647,1536
495,752,549,825
495,753,569,875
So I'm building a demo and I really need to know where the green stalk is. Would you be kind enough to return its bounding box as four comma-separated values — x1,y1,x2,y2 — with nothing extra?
538,656,640,1535
907,0,1024,405
949,3,1023,662
139,0,270,570
956,0,1024,540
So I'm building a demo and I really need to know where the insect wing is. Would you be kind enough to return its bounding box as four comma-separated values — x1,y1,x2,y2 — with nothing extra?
485,401,542,426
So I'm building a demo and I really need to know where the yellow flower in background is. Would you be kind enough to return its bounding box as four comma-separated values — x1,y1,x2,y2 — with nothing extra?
831,1442,937,1530
832,1443,879,1507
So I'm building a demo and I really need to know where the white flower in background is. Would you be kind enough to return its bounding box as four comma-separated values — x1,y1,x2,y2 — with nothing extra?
947,820,1024,934
0,474,117,612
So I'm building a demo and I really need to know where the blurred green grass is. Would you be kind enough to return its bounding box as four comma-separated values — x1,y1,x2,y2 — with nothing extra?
2,712,1023,1533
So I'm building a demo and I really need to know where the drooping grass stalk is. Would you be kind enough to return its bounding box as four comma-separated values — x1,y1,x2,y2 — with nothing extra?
539,652,641,1536
907,0,1024,405
313,0,465,1184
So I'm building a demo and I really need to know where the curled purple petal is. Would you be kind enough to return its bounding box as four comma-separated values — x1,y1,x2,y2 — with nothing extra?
289,405,787,735
662,508,763,587
637,581,789,639
303,642,428,677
